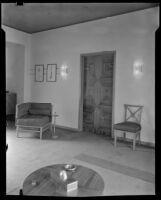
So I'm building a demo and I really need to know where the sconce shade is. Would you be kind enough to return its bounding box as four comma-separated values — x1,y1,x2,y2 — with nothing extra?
133,61,143,76
61,64,69,79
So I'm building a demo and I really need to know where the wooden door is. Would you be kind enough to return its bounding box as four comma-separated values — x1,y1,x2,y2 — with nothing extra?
83,52,114,136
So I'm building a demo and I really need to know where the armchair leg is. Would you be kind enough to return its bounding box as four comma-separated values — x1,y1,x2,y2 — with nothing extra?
114,132,117,147
40,128,43,139
16,126,19,138
123,132,126,140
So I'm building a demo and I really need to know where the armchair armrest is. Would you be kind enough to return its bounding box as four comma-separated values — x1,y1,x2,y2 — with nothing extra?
16,103,31,119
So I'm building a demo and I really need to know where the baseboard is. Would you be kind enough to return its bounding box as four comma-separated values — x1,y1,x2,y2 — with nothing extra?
52,124,80,132
141,140,155,148
51,125,155,148
115,136,155,149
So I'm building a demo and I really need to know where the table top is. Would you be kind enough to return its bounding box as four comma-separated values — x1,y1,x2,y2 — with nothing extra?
23,164,104,196
52,113,59,117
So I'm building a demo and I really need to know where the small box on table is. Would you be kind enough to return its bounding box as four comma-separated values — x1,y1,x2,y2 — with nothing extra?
63,178,78,192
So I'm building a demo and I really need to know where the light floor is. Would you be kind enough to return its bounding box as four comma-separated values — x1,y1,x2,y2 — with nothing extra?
6,122,155,196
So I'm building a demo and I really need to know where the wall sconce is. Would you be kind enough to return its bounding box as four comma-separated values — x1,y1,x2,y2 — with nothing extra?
133,61,143,77
60,64,69,79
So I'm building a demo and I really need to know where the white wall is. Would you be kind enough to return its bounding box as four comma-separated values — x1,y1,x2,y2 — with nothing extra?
6,42,25,104
30,7,158,144
3,25,32,102
3,7,158,144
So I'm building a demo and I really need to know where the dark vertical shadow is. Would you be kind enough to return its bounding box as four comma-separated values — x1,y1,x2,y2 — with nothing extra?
1,27,6,197
155,23,160,197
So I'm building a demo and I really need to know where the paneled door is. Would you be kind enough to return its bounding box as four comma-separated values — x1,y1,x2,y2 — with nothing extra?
82,52,115,136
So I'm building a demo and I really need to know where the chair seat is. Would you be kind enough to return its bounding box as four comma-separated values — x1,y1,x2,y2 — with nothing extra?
16,114,50,127
113,121,141,133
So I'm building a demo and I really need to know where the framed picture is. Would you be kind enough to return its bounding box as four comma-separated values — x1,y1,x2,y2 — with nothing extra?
35,65,44,82
46,64,57,82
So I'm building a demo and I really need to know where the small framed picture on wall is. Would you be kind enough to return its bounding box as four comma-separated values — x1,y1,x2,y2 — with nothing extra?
46,64,57,82
35,65,44,82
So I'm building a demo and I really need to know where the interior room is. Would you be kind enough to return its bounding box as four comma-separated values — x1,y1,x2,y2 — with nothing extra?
3,3,159,196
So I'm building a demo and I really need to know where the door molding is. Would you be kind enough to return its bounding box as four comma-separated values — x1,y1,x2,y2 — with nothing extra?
78,51,116,138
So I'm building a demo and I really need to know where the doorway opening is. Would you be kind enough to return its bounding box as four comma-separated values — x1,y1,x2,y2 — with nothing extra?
79,51,116,137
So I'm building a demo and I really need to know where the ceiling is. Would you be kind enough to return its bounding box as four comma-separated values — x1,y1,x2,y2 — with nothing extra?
2,3,159,34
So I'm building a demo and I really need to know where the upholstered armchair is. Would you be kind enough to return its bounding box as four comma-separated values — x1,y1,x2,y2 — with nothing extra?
15,102,52,139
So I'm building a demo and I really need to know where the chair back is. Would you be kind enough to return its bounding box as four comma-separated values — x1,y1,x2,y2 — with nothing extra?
124,104,143,124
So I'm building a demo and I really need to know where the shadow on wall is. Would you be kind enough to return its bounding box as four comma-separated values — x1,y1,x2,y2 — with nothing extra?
6,41,25,104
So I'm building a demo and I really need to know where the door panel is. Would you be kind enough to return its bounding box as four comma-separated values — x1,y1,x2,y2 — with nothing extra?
83,53,114,136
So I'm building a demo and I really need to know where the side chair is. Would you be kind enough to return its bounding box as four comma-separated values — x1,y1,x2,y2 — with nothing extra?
113,104,143,150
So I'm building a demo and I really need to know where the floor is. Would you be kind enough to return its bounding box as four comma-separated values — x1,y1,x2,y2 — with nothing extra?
6,121,155,196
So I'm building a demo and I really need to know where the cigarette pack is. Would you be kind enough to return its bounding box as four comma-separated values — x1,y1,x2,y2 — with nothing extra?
63,178,78,192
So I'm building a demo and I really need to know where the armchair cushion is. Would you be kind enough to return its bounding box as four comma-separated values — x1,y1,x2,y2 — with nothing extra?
28,108,51,115
16,114,50,126
113,121,141,133
30,103,51,109
16,103,31,119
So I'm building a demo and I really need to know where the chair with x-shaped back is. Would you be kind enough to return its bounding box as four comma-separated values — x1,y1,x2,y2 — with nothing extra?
113,104,143,150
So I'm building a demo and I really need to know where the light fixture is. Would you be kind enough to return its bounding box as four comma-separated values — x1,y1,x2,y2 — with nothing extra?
60,64,69,79
133,61,143,77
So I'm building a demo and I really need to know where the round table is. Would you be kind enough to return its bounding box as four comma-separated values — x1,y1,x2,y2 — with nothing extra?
22,164,104,196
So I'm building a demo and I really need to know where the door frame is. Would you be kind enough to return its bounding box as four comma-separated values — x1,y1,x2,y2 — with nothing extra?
78,51,116,138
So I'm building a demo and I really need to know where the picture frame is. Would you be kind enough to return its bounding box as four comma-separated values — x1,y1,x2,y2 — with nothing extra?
35,65,44,82
46,64,57,82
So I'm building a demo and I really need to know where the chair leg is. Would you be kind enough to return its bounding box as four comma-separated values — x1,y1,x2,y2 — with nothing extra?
114,131,117,147
133,134,137,150
16,126,19,138
123,132,126,140
40,128,43,139
137,132,141,145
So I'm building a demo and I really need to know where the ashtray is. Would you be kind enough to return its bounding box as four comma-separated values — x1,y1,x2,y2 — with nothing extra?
64,164,76,171
31,180,37,186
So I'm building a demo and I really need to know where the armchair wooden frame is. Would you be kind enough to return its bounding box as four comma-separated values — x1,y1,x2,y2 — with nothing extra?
113,104,143,150
15,103,53,140
16,123,52,140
